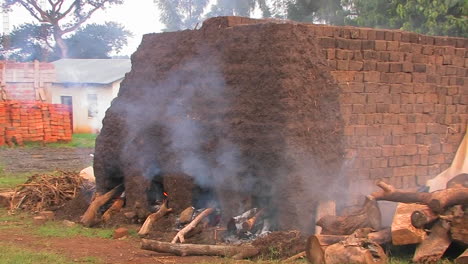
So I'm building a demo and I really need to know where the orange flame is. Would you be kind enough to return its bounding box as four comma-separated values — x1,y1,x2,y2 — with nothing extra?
163,192,168,197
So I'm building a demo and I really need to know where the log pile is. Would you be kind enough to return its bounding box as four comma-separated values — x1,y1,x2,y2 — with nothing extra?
310,176,467,264
9,171,90,213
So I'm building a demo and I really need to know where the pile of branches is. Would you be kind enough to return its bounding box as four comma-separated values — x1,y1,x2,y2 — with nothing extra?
9,170,92,213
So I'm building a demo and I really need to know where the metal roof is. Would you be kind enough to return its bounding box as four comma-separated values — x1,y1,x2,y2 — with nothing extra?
52,59,131,84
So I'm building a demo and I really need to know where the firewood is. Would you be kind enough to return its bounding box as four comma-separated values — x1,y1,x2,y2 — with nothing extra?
102,198,125,223
0,192,14,208
411,205,439,229
138,199,172,236
413,219,452,263
242,208,264,232
392,203,427,245
141,239,259,259
179,206,195,224
449,213,467,246
371,181,468,213
367,227,392,245
305,235,347,264
315,199,336,234
80,184,124,227
316,197,381,235
283,251,306,262
323,237,387,264
456,249,468,264
171,208,214,243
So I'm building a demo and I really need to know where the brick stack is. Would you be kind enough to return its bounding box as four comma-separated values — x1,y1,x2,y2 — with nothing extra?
311,25,467,189
0,101,72,146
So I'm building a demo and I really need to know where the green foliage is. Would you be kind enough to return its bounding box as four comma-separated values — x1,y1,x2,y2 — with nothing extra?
65,22,133,59
345,0,467,37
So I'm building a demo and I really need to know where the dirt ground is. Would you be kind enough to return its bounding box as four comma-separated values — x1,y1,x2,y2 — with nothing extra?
0,147,94,173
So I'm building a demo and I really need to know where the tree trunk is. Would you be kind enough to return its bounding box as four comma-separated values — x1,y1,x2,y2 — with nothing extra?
411,206,439,229
316,197,381,235
306,235,348,264
53,28,68,58
371,181,468,213
141,239,259,259
413,219,452,263
392,203,427,245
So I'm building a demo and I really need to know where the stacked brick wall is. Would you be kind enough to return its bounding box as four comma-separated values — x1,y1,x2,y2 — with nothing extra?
309,25,467,190
0,101,72,146
0,61,55,101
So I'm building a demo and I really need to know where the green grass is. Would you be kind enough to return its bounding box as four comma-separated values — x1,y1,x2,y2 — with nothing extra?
22,133,97,148
35,221,114,239
0,244,75,264
0,164,34,190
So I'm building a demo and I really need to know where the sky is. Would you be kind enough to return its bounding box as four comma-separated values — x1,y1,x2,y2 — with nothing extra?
2,0,165,56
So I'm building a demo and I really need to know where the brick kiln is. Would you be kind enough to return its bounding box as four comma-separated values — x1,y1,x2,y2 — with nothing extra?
91,16,467,236
92,17,344,232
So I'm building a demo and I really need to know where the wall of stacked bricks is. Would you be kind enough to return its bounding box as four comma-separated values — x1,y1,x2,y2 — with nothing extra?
0,61,55,101
0,61,72,146
310,25,467,190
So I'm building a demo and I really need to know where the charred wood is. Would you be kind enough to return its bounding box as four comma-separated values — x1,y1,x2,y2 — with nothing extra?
102,197,125,223
411,206,439,229
172,208,214,243
138,200,173,236
80,184,124,227
456,249,468,264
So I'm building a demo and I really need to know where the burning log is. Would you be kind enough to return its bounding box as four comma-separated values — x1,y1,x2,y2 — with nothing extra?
102,197,125,223
370,181,468,213
316,197,381,235
413,219,452,263
141,239,259,259
456,249,468,264
391,203,427,245
80,184,124,227
171,208,214,243
138,199,173,236
411,205,439,229
179,206,195,224
241,208,264,232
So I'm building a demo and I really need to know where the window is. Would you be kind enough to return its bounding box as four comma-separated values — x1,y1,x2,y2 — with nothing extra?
87,94,98,118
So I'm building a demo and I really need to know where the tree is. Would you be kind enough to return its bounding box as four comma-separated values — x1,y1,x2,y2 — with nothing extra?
2,0,124,58
66,22,132,59
287,0,347,25
1,21,132,61
344,0,467,37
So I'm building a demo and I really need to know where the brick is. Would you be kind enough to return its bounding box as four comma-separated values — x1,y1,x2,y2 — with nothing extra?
387,41,399,51
349,61,363,71
319,37,336,48
376,62,390,72
413,64,426,73
364,71,381,82
375,40,387,51
336,60,349,70
390,63,403,72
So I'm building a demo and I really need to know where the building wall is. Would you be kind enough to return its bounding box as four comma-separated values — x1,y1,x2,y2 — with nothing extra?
310,25,467,191
0,101,72,146
49,81,121,133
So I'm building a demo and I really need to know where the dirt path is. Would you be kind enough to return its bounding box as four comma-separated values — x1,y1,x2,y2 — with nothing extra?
0,147,94,173
0,228,230,264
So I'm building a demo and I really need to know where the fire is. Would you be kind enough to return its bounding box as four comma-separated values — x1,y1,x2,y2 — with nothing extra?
163,192,168,197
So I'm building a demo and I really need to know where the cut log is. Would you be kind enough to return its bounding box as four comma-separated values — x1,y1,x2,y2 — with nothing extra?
323,236,387,264
450,214,468,246
141,239,259,259
315,199,336,234
80,184,124,227
305,235,347,264
179,206,195,224
242,208,264,232
102,198,125,223
316,197,381,235
411,205,439,229
172,208,213,243
456,249,468,264
371,181,468,213
284,251,306,262
138,200,173,236
367,227,392,245
392,203,427,245
413,219,452,263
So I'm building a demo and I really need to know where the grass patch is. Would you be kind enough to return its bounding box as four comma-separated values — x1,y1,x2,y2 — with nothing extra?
0,164,35,190
0,244,75,264
35,221,114,239
22,133,97,148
